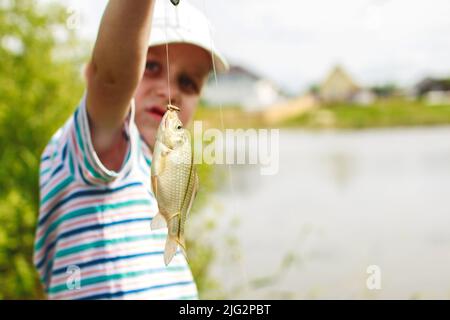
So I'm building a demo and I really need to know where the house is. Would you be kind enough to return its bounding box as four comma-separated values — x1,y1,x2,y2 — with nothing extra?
319,65,359,102
413,77,450,105
201,65,284,111
319,65,376,105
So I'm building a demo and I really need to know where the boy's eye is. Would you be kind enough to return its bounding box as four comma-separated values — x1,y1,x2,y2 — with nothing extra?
145,61,161,75
179,74,199,94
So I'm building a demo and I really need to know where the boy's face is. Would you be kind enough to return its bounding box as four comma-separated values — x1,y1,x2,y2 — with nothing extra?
134,43,211,149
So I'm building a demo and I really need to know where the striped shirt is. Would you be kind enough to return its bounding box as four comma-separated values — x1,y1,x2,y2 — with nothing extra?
33,91,199,300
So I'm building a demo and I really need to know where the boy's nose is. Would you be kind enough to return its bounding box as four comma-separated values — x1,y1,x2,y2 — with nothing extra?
155,81,181,106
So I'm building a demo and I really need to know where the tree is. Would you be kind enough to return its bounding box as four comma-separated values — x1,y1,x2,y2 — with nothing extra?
0,0,86,299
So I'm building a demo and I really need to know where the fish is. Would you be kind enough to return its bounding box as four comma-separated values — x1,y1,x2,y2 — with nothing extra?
150,104,199,266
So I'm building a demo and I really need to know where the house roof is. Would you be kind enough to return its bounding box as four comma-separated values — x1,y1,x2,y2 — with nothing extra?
321,65,360,90
415,77,450,96
225,65,261,81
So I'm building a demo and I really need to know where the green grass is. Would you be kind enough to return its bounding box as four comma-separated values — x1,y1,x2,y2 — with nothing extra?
283,98,450,129
196,98,450,130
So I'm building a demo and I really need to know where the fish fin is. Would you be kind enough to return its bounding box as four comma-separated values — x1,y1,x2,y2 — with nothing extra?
194,170,199,197
151,175,158,197
151,142,169,176
159,150,167,173
150,212,167,230
186,169,199,219
164,235,178,266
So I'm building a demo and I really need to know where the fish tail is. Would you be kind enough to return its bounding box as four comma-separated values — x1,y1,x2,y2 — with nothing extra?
164,235,178,266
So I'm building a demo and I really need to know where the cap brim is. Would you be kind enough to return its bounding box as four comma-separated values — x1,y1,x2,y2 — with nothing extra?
148,39,229,73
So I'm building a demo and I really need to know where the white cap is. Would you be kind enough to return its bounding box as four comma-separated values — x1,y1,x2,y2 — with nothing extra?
149,0,229,72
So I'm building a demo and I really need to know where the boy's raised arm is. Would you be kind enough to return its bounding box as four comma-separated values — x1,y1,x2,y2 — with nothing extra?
85,0,156,153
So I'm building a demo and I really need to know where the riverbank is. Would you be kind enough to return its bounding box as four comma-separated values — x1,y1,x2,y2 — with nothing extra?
195,98,450,130
284,99,450,129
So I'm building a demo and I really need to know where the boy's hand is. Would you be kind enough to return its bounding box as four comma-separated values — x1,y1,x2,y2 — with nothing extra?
86,0,155,156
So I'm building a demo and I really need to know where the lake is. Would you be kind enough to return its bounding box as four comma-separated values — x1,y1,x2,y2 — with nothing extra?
193,126,450,299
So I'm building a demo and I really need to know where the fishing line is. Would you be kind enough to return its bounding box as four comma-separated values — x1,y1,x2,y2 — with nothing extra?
164,0,172,106
201,0,250,296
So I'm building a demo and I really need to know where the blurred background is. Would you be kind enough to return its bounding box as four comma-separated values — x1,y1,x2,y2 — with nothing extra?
1,0,450,299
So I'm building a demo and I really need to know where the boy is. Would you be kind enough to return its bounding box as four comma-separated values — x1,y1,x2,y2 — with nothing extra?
33,0,228,300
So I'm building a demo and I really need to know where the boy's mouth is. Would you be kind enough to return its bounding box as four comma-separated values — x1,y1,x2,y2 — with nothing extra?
145,106,166,121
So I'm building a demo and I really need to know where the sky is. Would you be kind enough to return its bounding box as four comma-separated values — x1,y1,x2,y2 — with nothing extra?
60,0,450,94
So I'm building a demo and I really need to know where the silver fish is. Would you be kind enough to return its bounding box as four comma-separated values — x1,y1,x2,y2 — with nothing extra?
150,104,199,266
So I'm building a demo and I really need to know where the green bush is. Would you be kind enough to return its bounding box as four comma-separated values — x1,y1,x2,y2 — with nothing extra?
0,0,85,299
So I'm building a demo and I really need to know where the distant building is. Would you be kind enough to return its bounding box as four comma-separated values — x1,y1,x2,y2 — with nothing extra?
202,65,284,111
319,65,376,105
414,77,450,105
414,78,450,96
352,89,377,106
319,65,359,102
